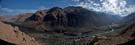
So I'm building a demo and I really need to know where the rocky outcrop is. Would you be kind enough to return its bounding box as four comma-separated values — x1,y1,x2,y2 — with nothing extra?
44,7,67,26
27,10,47,22
0,21,41,45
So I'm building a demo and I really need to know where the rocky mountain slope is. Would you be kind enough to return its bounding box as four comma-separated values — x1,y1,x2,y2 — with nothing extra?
0,21,41,45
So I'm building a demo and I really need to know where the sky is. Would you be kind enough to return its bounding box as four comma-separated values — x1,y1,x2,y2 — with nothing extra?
0,0,135,16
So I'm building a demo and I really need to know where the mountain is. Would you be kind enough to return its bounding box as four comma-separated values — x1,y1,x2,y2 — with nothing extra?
6,6,120,33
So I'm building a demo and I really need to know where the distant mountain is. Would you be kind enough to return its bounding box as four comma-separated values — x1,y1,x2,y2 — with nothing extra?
123,12,135,23
117,12,135,29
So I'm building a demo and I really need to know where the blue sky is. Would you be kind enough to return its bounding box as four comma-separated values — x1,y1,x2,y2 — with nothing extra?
0,0,76,15
0,0,135,16
1,0,75,9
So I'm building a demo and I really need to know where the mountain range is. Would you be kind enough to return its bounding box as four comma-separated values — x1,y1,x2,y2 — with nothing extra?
0,6,135,45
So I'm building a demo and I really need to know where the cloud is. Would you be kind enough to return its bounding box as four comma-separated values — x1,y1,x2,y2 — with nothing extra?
72,0,135,16
0,6,49,15
15,9,37,14
38,6,48,10
0,8,14,12
0,7,37,15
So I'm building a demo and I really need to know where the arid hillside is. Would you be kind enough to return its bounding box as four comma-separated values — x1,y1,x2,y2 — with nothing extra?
0,21,41,45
